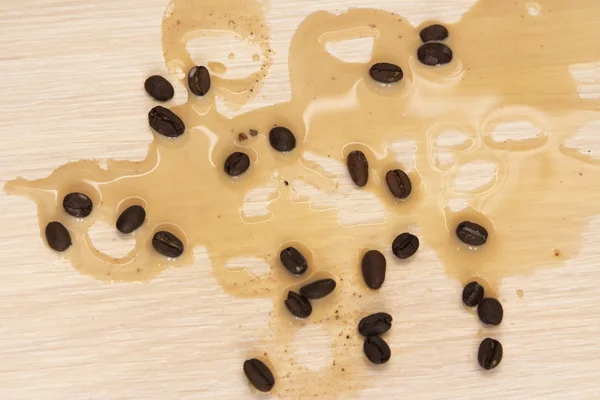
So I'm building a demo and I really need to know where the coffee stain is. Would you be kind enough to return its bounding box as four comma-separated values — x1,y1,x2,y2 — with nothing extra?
4,0,600,398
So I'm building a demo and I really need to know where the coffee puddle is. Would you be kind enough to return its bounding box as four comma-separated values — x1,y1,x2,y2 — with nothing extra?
4,0,600,398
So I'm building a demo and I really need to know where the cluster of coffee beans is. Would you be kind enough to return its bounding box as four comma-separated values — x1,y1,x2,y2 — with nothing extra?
359,312,393,364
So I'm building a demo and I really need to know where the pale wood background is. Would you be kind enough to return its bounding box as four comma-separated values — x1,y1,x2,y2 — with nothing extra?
1,0,600,399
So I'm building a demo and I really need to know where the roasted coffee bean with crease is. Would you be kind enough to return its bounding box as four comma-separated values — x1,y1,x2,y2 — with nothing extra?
347,150,369,187
284,291,312,318
386,169,412,199
63,192,93,218
148,106,185,138
462,281,485,307
224,152,250,177
116,205,146,234
456,221,488,246
392,232,419,259
144,75,174,101
243,358,275,392
417,42,453,66
358,312,393,337
188,65,211,96
269,127,296,152
45,221,72,252
419,24,449,42
478,338,503,370
361,250,386,289
300,279,336,299
477,298,504,325
152,231,184,258
363,336,391,364
280,246,307,275
369,62,404,84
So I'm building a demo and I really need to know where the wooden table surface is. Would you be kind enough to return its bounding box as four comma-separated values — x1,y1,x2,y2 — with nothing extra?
1,0,600,399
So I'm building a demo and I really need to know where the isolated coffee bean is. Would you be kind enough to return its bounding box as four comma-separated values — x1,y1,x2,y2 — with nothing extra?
478,338,503,370
148,106,185,138
280,246,307,275
152,231,184,258
144,75,174,101
363,336,391,364
243,358,275,392
63,192,93,218
456,221,488,246
188,66,211,96
386,169,412,199
392,233,419,259
45,221,72,252
347,150,369,187
369,62,404,84
300,279,336,299
462,281,485,307
417,42,453,66
285,291,312,318
477,298,504,326
116,205,146,234
419,24,449,42
358,312,393,337
269,127,296,152
361,250,386,289
224,152,250,177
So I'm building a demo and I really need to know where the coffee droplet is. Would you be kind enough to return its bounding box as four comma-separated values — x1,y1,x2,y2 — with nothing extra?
347,150,369,187
188,65,211,96
243,358,275,392
363,336,391,364
269,127,296,152
478,338,503,370
369,62,404,84
284,291,312,318
116,205,146,234
152,231,184,258
63,192,93,218
144,75,174,102
148,106,185,138
224,152,251,177
45,221,72,252
361,250,386,289
392,232,419,259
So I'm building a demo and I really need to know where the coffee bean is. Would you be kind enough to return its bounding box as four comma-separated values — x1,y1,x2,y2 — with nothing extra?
477,298,503,325
363,336,391,364
419,24,449,42
284,291,312,318
243,358,275,392
188,66,211,96
358,312,393,337
347,150,369,187
280,246,307,275
45,221,71,252
148,106,185,138
361,250,386,289
385,169,412,199
300,279,336,299
144,75,174,102
116,205,146,234
478,338,503,370
224,152,250,177
417,42,453,66
369,62,404,84
462,281,485,307
456,221,488,246
269,127,296,152
63,192,93,218
392,233,419,259
152,231,184,258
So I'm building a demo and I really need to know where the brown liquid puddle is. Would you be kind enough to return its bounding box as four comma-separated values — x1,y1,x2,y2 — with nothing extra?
4,0,600,398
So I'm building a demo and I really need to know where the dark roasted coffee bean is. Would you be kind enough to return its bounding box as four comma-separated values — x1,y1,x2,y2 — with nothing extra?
45,221,72,252
478,338,503,370
243,358,275,392
347,150,369,187
224,152,250,177
456,221,488,246
280,246,307,275
269,127,296,152
300,279,336,299
392,232,419,259
462,281,485,307
116,205,146,234
369,62,404,84
152,231,184,258
477,298,504,325
361,250,386,289
188,66,211,96
363,336,391,364
417,42,453,66
385,169,412,199
284,291,312,318
148,106,185,138
63,192,93,218
358,312,393,337
144,75,174,101
419,24,449,42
